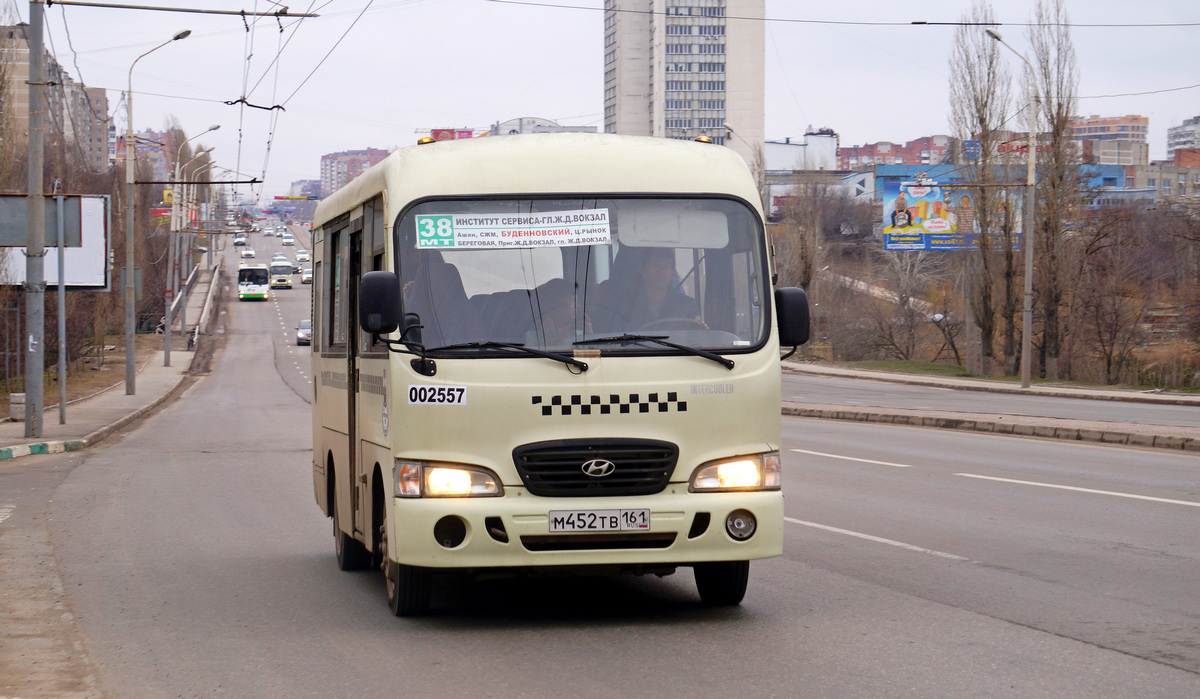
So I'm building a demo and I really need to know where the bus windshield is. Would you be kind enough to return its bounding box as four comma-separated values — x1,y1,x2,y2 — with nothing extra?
394,197,767,353
239,267,269,285
270,264,292,277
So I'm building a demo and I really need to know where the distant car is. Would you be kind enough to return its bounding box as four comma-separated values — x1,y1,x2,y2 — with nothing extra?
233,234,246,246
300,267,313,284
262,229,273,237
292,259,303,274
240,247,256,258
281,234,296,246
296,319,312,346
272,252,287,262
294,249,310,262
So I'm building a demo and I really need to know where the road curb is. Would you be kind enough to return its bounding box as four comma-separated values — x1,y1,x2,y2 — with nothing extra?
0,375,194,463
781,404,1200,453
0,440,84,460
79,374,196,449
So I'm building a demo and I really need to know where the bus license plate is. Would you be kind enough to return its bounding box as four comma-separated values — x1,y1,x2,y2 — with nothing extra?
548,509,650,532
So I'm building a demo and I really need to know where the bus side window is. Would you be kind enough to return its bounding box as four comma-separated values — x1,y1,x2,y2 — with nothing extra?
313,261,323,350
328,229,347,349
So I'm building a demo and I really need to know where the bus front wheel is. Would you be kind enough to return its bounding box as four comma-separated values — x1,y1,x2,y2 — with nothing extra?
382,516,432,616
333,479,370,571
693,560,749,606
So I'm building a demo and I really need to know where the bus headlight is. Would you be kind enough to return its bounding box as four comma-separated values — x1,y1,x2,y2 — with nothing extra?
688,452,781,492
394,460,503,498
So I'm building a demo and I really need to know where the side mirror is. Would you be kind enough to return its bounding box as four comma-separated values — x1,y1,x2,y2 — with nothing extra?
775,287,810,346
359,271,402,334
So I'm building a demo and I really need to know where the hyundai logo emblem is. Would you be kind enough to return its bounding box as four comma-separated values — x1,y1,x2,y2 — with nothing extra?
581,459,616,478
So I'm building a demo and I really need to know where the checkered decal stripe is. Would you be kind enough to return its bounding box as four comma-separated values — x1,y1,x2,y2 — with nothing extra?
532,393,687,416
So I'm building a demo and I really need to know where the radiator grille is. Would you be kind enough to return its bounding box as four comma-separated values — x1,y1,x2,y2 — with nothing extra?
512,439,678,497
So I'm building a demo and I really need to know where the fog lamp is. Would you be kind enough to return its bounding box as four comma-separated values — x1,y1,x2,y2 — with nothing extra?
725,509,757,541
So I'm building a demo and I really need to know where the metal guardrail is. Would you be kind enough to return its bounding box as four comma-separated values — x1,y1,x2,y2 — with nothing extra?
196,259,223,335
167,263,201,319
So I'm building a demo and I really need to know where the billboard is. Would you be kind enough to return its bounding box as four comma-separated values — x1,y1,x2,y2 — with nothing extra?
3,195,111,290
0,196,84,246
430,129,475,141
881,181,1021,251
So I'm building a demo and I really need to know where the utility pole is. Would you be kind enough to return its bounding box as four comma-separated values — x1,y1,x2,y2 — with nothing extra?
24,1,46,437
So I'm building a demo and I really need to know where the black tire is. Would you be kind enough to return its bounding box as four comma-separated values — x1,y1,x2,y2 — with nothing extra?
333,480,370,571
385,559,433,616
694,560,750,606
382,514,433,616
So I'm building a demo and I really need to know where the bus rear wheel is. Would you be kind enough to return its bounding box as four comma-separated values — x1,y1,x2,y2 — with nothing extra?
381,516,432,616
693,560,749,606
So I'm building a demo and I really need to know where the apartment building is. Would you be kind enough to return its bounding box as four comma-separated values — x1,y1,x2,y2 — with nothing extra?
838,135,953,170
603,0,764,167
1069,114,1148,144
319,148,390,198
1167,116,1200,159
1,23,111,171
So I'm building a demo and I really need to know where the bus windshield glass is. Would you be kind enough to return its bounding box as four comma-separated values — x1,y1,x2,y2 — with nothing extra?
394,197,767,353
239,267,269,285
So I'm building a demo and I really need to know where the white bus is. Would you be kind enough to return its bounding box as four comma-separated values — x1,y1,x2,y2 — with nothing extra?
237,264,269,301
310,134,809,615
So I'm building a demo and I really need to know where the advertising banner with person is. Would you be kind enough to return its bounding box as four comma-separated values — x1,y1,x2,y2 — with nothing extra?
880,181,1020,251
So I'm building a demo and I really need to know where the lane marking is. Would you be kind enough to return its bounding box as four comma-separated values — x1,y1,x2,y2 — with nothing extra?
791,448,913,468
956,473,1200,508
0,504,14,524
785,517,971,561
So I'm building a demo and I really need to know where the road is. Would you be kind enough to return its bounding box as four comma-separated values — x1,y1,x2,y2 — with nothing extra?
5,227,1200,696
783,372,1200,427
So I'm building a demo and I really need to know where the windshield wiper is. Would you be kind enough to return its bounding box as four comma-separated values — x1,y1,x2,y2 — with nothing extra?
425,341,588,372
574,334,734,370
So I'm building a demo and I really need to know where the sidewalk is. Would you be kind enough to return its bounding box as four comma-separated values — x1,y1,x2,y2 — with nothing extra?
0,261,220,461
782,360,1200,453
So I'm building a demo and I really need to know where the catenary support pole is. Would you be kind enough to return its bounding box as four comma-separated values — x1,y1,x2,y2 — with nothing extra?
24,1,46,437
56,190,66,424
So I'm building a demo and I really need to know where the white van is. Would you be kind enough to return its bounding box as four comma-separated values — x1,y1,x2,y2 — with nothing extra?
269,262,293,289
310,134,809,615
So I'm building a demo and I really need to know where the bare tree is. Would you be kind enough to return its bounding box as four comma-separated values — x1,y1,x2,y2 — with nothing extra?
1027,0,1081,380
773,182,830,291
1072,208,1147,383
949,0,1011,375
866,251,946,360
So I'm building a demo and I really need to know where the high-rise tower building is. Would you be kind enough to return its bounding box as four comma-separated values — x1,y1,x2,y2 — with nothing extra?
2,23,111,171
603,0,764,168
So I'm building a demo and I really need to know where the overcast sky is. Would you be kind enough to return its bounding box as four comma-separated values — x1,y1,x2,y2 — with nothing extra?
13,0,1200,202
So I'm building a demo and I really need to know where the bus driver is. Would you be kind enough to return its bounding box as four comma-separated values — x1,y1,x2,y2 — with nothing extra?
625,247,704,329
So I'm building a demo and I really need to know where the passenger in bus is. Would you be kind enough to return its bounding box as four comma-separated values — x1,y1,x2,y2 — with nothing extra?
535,278,592,346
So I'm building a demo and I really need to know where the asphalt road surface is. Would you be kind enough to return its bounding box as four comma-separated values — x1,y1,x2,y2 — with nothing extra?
783,372,1200,427
10,230,1200,697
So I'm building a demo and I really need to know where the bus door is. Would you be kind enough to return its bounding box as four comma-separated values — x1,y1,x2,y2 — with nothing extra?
347,227,367,537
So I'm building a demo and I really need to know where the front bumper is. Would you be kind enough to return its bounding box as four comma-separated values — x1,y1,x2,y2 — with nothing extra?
389,486,782,569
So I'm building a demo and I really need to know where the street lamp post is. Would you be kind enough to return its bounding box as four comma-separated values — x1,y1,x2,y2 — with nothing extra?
166,143,214,366
722,122,766,207
125,29,190,393
986,29,1038,389
179,159,217,345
